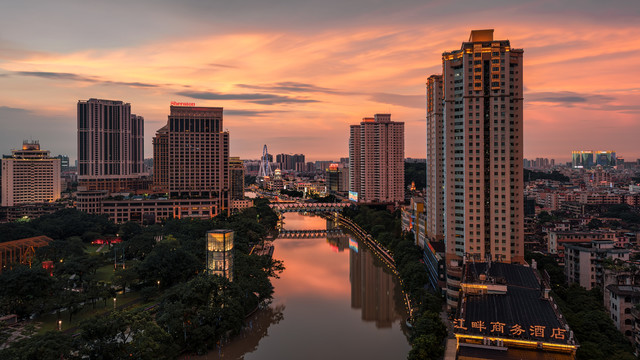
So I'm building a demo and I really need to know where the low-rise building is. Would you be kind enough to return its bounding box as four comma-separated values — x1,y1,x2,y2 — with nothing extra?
75,191,226,224
564,240,629,290
548,230,617,260
606,285,640,341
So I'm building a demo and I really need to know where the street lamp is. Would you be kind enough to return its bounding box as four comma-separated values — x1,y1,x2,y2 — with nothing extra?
157,280,160,289
58,320,62,331
113,297,117,311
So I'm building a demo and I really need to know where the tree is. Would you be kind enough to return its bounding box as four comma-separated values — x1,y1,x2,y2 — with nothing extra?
77,310,177,360
405,162,426,190
118,221,142,241
407,334,444,360
112,266,139,294
588,218,603,230
137,241,200,288
0,266,53,318
156,275,245,354
537,211,553,224
0,331,76,360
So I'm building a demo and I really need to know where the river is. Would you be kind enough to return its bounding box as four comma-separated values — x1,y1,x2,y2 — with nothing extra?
196,212,410,359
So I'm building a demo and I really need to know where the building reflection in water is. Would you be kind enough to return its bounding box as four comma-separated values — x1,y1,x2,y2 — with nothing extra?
326,232,406,329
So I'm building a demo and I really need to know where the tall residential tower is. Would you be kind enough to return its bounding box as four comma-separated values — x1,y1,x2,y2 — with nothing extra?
426,75,445,243
349,114,404,204
427,30,524,308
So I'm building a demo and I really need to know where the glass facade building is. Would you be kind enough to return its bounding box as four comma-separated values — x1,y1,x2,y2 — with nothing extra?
206,230,234,281
572,151,616,169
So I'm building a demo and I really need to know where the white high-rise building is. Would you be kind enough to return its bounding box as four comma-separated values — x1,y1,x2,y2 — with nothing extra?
1,140,61,207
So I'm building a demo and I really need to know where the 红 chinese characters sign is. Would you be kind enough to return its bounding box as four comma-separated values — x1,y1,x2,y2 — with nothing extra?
453,319,566,340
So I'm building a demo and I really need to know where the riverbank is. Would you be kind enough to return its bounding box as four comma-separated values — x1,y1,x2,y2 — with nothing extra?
340,205,448,360
337,214,416,318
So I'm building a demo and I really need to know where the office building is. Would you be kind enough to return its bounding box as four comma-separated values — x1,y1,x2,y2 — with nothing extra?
572,150,616,169
76,104,230,222
275,153,305,172
55,155,70,172
152,125,169,193
349,114,404,204
229,156,245,200
327,163,348,194
1,140,61,207
153,105,230,213
77,99,145,192
427,30,524,308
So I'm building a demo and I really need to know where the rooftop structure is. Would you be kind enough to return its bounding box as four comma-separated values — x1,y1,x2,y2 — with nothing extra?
454,262,578,356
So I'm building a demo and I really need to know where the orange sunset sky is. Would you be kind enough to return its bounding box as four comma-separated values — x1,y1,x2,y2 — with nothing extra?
1,0,639,163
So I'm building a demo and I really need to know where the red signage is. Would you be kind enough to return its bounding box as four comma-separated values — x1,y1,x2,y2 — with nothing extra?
171,101,196,106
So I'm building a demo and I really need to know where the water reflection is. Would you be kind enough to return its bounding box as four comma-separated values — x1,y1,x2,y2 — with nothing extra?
200,212,409,359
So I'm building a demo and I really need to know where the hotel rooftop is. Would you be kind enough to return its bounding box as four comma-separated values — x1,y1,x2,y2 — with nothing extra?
454,262,578,358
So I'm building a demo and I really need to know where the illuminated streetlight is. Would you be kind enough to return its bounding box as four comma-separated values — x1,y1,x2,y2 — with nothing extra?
58,320,62,331
113,297,117,311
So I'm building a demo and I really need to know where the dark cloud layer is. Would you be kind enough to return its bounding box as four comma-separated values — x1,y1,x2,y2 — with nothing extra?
176,91,319,105
368,92,424,109
236,82,337,94
14,71,159,88
527,91,615,105
224,109,287,117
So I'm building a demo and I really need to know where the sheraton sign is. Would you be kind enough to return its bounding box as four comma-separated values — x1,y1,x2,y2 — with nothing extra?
171,101,196,106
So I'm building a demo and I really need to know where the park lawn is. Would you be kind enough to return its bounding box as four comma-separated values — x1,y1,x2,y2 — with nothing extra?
36,291,144,335
84,244,104,254
94,264,116,283
93,260,137,283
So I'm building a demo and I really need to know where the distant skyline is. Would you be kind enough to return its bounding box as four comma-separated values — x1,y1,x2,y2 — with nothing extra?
1,0,639,162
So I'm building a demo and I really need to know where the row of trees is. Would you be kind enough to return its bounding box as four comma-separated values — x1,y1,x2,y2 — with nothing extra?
342,206,447,360
1,200,283,358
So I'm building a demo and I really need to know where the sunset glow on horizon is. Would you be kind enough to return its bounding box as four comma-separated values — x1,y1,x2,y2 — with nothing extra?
1,0,639,162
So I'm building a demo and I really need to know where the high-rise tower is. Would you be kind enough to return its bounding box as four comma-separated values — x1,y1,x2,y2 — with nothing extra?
427,30,524,308
152,105,230,214
77,98,144,191
426,75,445,243
349,114,404,204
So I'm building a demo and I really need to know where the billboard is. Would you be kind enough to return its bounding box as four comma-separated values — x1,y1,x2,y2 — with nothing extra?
348,191,358,202
349,238,359,253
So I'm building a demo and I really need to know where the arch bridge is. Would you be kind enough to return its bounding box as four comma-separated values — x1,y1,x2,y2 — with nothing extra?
269,202,350,213
277,228,344,239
